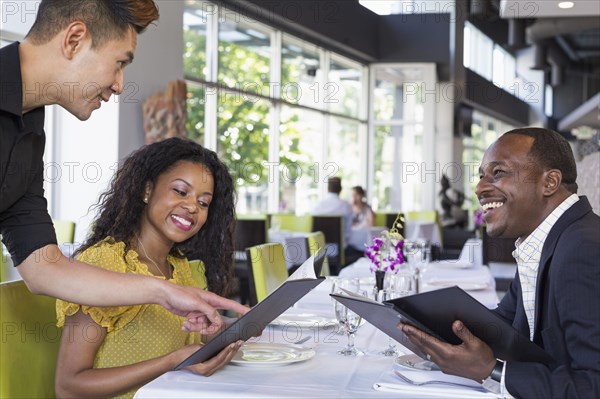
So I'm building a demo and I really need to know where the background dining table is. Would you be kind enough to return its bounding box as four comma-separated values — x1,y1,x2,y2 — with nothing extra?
134,263,501,399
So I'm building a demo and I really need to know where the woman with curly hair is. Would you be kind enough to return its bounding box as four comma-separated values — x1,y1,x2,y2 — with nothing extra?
55,138,243,398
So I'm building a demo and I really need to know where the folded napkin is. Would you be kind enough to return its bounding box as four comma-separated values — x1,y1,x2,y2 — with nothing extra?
421,266,495,291
373,369,497,398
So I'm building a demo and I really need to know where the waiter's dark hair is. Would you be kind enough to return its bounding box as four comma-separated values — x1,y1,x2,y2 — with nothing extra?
26,0,159,48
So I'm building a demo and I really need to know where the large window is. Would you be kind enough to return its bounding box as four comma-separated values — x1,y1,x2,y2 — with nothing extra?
218,20,271,94
279,107,322,214
370,65,434,212
183,2,368,215
217,93,271,214
464,22,540,105
281,37,322,108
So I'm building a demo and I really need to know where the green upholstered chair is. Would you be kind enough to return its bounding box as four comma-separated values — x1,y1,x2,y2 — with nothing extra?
374,212,405,237
311,215,345,273
305,231,330,276
52,220,75,244
0,280,61,398
406,210,438,223
267,214,312,235
0,246,6,282
406,210,443,246
245,243,288,306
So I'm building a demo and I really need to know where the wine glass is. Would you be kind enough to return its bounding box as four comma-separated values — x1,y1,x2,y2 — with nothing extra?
331,278,360,334
334,291,366,356
377,289,404,356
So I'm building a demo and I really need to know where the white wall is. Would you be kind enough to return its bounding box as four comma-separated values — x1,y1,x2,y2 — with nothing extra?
52,103,119,243
1,1,186,243
118,0,184,160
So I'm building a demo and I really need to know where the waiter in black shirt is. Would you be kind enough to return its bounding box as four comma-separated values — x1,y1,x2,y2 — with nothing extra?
0,0,247,333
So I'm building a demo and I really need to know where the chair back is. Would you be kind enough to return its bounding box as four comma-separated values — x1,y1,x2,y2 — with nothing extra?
0,247,6,282
311,215,345,272
231,218,268,305
235,218,267,252
267,214,312,234
305,231,330,276
52,220,75,244
374,212,405,237
406,210,443,247
0,280,60,398
482,229,517,265
245,243,288,305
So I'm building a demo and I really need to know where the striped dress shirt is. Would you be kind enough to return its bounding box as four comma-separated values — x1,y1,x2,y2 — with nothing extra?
512,194,579,340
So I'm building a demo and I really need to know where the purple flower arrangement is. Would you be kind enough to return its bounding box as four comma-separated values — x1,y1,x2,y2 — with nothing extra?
365,213,406,274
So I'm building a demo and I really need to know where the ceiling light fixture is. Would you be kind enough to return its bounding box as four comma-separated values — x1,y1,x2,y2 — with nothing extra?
558,2,575,9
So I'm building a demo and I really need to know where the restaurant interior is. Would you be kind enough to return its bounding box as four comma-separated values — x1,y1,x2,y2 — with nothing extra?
1,0,599,397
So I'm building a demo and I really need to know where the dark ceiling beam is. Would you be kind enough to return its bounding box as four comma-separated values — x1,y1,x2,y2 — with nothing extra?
527,17,600,43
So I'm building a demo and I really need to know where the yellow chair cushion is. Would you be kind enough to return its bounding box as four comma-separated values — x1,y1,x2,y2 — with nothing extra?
1,280,60,398
306,231,330,276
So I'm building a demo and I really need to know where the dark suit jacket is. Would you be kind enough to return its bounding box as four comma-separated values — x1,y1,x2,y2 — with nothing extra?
493,196,600,398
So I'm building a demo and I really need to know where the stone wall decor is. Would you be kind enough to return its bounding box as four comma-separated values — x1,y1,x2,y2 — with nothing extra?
142,80,187,144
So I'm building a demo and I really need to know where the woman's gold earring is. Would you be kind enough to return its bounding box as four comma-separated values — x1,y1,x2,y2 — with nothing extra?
144,197,148,203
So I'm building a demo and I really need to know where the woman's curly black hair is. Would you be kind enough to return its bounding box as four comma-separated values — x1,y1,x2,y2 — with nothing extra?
76,137,236,296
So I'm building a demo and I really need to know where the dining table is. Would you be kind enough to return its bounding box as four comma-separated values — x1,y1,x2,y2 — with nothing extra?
134,260,500,399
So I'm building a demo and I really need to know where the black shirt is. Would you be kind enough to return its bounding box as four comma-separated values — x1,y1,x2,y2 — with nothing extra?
0,42,57,266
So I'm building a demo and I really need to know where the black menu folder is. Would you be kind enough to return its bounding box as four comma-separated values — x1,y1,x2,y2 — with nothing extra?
331,286,554,364
175,250,326,369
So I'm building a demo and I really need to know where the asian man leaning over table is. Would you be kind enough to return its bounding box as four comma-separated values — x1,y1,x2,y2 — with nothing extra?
401,128,600,398
0,0,246,332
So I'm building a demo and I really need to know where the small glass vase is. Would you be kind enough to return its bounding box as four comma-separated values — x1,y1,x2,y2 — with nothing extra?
374,269,385,295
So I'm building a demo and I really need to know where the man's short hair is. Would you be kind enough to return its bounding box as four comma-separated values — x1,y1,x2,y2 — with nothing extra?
26,0,159,48
328,177,342,194
504,127,578,193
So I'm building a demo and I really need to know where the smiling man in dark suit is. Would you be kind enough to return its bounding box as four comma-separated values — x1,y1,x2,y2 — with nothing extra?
401,128,600,398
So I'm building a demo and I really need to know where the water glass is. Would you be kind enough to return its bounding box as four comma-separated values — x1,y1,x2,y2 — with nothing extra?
385,271,417,297
331,278,360,334
377,289,404,356
334,290,366,356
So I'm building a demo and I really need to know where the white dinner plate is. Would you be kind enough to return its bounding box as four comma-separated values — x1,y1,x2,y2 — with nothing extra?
426,281,489,291
270,313,338,328
231,343,316,367
394,354,439,371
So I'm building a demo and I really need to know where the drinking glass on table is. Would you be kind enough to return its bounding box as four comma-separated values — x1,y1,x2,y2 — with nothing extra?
386,271,417,297
376,289,404,356
334,290,367,356
331,278,360,334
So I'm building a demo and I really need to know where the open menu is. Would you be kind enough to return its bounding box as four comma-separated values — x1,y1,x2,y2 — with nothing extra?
174,250,326,369
331,286,554,364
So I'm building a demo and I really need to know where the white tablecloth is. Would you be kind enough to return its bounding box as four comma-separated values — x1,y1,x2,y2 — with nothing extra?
339,258,499,309
135,276,500,398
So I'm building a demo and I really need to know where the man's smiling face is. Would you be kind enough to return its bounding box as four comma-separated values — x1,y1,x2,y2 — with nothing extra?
476,134,547,240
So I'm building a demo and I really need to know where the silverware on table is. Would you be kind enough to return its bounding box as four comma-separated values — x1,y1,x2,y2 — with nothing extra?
394,370,487,392
293,336,312,345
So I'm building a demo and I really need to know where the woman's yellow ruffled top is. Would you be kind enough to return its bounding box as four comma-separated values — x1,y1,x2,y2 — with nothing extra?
56,240,207,399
